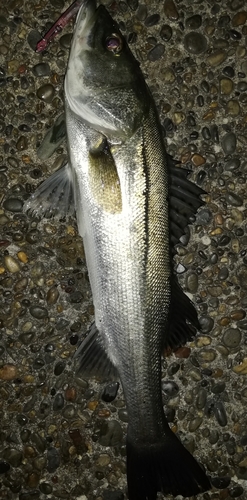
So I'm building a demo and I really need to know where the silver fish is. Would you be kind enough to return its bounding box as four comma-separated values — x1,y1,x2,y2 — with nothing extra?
24,1,211,498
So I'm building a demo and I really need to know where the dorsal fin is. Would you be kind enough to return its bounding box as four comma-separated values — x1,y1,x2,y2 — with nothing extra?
167,154,205,248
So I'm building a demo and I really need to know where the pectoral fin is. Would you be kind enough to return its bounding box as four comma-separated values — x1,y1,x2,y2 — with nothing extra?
23,163,75,218
88,140,122,214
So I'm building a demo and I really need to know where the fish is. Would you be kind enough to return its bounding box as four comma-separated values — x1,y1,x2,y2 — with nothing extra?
24,1,211,498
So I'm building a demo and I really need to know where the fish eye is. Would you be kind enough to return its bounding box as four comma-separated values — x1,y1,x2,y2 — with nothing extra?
105,33,123,54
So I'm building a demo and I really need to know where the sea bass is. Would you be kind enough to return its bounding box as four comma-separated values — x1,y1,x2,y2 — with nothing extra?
24,1,211,498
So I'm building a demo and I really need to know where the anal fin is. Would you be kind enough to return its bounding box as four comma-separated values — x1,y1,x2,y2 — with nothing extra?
164,276,200,350
74,323,118,381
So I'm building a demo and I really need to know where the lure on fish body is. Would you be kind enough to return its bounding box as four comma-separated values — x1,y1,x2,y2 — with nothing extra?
24,1,211,499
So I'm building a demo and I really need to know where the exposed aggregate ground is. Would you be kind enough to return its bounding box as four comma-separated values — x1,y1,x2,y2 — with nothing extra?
0,0,247,499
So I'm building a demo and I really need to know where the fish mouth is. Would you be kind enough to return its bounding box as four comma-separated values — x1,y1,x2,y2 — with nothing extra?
65,0,122,135
65,0,140,139
64,0,98,116
73,0,97,43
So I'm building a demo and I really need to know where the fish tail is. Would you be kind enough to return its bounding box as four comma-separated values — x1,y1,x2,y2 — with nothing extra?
126,426,210,500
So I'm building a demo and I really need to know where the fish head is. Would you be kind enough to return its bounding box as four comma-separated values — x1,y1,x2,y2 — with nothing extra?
65,0,150,141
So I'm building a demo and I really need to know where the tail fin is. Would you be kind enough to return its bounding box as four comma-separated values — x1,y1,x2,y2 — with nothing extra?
127,427,210,500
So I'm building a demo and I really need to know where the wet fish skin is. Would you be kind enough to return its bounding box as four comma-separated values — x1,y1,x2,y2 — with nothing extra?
65,3,210,498
24,1,211,498
65,3,170,441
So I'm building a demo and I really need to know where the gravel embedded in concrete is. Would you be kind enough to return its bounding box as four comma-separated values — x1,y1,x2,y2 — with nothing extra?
1,0,247,499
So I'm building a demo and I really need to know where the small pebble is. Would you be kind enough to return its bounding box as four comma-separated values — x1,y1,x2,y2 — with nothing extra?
0,461,10,473
164,0,179,21
32,63,50,77
232,11,247,26
17,251,28,263
196,388,207,409
199,316,214,334
31,433,46,453
46,285,59,305
185,14,202,29
102,382,120,402
174,346,191,358
96,453,111,467
60,33,73,49
145,14,160,27
39,482,52,494
0,364,18,380
162,380,179,399
214,401,228,427
233,358,247,374
69,428,87,453
16,414,28,426
54,361,65,376
222,328,241,348
147,44,165,61
209,430,219,444
118,409,128,422
220,77,233,94
231,309,245,320
173,112,185,124
218,234,231,246
16,135,28,151
221,132,237,154
65,386,77,401
29,306,48,320
26,229,40,244
225,158,240,171
27,30,42,50
160,24,173,41
184,32,208,54
33,456,47,471
229,485,244,497
207,50,227,66
206,457,219,473
189,417,203,432
62,404,76,419
47,447,60,472
226,100,240,115
212,381,226,394
211,476,231,489
4,255,21,273
126,0,139,11
188,368,201,381
56,317,69,330
36,84,55,103
225,191,243,207
186,273,198,293
198,349,216,362
3,198,23,212
7,59,19,73
191,153,206,166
